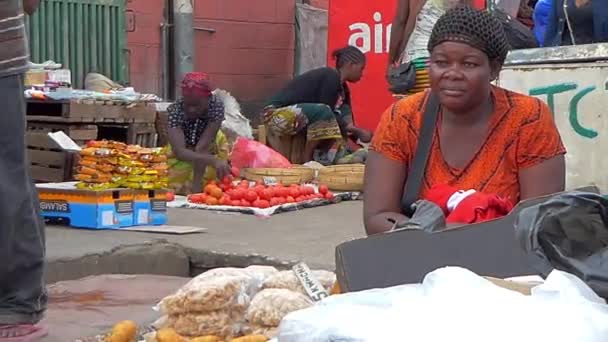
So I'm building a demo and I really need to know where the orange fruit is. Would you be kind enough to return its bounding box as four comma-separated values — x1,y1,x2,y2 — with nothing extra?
205,197,219,205
209,187,223,199
204,184,217,195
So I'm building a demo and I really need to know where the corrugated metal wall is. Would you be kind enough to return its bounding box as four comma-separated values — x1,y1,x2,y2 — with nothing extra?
26,0,127,88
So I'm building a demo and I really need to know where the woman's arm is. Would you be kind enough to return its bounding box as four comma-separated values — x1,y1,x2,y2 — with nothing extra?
388,0,411,66
517,98,567,200
363,152,409,235
192,120,230,187
519,155,565,200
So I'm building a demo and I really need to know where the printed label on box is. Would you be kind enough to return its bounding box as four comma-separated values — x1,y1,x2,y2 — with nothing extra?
39,200,70,213
150,199,167,212
115,200,134,213
137,209,149,224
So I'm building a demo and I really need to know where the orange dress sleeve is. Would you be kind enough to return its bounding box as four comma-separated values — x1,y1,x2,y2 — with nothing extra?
516,98,566,169
370,99,416,163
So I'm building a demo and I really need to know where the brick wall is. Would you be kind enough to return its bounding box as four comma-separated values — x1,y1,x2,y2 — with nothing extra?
193,0,296,123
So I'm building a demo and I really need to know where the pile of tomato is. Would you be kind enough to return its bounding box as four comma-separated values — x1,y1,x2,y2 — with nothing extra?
187,176,334,209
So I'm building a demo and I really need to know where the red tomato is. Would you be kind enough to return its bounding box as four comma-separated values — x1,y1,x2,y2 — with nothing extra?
318,184,329,195
245,190,258,202
315,193,325,199
258,200,270,208
188,193,206,204
241,199,252,207
231,188,246,201
295,196,306,202
300,186,314,195
219,183,227,192
269,198,281,207
219,195,231,205
238,180,250,189
276,197,286,205
261,188,274,201
231,166,240,177
325,192,335,200
289,188,301,198
255,180,264,187
254,185,266,197
252,199,262,208
222,175,233,184
286,196,295,203
231,200,241,206
166,191,175,202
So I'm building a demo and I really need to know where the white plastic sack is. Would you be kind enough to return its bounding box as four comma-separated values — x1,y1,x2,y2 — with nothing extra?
278,267,608,342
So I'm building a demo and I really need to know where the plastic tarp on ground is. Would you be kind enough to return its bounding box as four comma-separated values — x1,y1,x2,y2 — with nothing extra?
295,3,328,75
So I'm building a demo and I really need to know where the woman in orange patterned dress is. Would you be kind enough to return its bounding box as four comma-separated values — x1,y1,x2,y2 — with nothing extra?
364,6,566,235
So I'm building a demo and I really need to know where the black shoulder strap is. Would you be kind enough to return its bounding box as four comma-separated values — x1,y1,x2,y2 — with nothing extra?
400,92,440,217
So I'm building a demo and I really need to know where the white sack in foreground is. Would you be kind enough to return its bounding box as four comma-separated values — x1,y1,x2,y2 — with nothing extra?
278,267,608,342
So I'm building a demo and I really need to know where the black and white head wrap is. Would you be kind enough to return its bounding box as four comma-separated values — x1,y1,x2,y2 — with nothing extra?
428,6,510,65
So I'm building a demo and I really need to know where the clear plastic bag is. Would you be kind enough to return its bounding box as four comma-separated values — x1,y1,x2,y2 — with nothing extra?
262,270,336,295
246,289,313,327
157,266,279,315
165,310,243,338
157,275,252,315
229,137,292,169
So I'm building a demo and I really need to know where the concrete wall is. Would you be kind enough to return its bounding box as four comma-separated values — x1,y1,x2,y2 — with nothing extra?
498,63,608,192
192,0,296,123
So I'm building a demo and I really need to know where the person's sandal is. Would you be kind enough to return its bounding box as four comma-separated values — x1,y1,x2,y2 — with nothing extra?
0,325,48,342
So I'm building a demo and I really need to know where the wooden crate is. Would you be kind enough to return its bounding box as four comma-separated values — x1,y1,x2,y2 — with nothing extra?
26,99,156,123
97,123,157,147
26,131,76,183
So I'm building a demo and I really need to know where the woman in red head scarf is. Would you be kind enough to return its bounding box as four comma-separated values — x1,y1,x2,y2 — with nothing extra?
166,72,231,194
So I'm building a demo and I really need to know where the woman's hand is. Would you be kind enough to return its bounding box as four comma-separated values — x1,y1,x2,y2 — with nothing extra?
213,159,231,180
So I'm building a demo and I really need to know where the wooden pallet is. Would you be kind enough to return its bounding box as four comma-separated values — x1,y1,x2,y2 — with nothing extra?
26,99,156,123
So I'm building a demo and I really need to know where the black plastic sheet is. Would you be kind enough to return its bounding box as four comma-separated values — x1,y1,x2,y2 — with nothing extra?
515,191,608,298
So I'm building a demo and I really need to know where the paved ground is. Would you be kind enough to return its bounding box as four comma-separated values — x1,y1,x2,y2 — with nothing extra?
46,200,365,282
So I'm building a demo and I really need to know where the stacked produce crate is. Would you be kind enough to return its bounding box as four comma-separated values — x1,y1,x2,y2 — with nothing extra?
26,98,157,183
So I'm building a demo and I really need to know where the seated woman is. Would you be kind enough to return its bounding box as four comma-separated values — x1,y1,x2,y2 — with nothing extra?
364,6,566,235
544,0,608,46
167,72,231,194
262,46,373,165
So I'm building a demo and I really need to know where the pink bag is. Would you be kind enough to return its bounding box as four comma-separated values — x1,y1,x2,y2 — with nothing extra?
230,137,292,169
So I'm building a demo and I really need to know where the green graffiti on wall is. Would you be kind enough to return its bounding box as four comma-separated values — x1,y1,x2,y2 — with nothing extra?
528,82,598,139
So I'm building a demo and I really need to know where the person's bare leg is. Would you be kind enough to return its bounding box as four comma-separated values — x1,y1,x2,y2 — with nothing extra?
303,139,321,163
0,75,47,340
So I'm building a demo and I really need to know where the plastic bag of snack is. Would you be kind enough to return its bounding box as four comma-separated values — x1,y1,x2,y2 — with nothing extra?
163,310,243,338
193,266,279,296
245,289,313,327
157,275,253,315
75,182,117,191
262,270,336,294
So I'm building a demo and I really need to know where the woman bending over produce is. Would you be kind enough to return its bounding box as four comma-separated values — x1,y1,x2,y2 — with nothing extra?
167,72,231,194
263,46,373,165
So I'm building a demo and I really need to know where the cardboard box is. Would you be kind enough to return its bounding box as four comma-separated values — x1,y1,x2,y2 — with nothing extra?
133,189,169,226
335,187,599,293
37,182,134,229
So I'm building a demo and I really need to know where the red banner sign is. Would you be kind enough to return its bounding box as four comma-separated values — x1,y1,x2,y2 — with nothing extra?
327,0,486,131
328,0,397,131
